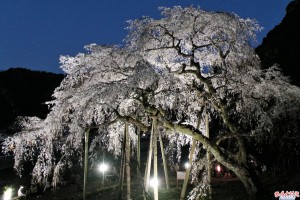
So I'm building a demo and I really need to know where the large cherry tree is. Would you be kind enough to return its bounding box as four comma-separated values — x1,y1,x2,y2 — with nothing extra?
3,7,300,199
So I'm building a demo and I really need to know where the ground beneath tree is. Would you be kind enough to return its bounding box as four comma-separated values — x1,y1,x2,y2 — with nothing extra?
3,170,300,200
23,177,248,200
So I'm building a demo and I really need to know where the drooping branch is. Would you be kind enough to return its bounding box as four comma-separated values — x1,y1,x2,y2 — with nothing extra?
162,120,239,170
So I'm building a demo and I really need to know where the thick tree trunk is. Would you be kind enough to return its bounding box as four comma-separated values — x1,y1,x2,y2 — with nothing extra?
210,146,263,199
233,166,262,199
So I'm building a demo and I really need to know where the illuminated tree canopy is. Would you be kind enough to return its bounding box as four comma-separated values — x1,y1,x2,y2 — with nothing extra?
3,6,300,199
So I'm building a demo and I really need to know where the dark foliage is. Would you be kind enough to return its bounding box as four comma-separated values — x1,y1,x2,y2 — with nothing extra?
0,68,63,131
256,0,300,86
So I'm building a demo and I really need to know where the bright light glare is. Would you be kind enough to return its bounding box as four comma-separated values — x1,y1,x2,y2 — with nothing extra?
99,163,109,172
184,162,190,169
216,165,221,172
149,178,159,188
3,187,13,200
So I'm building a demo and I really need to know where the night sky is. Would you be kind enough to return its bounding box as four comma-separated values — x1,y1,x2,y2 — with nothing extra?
0,0,292,74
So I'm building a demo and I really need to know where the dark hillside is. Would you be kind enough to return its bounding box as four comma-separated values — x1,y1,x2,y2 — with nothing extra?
256,0,300,86
0,68,64,130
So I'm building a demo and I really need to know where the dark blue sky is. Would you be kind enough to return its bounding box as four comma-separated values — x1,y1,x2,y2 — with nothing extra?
0,0,292,74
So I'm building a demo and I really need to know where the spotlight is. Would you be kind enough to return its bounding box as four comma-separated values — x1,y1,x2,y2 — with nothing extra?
184,162,190,169
216,165,221,172
98,163,109,172
3,187,13,200
149,178,159,188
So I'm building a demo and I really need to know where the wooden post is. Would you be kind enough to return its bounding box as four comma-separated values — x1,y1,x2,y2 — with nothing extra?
152,117,159,200
83,129,89,200
144,122,154,193
206,106,212,198
180,116,201,200
136,128,149,200
137,128,141,175
180,139,196,200
118,124,127,199
158,131,170,190
125,122,131,200
102,154,105,185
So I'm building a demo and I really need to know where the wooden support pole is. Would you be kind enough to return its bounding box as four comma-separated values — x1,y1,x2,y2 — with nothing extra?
118,125,127,199
137,128,141,175
206,105,212,198
180,139,196,200
152,117,159,200
158,131,170,190
135,128,147,200
180,116,201,200
83,129,89,200
125,122,131,200
101,154,105,185
144,122,154,193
